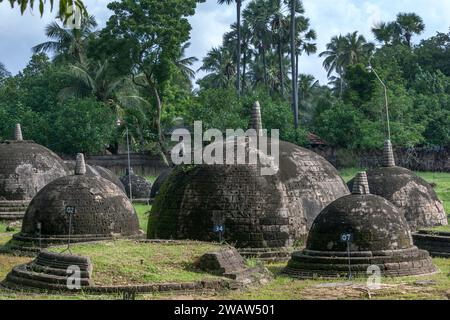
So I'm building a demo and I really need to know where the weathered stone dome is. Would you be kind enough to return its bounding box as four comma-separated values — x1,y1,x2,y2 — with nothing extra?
120,168,152,200
0,124,68,220
347,140,447,231
149,168,174,199
284,172,436,278
148,102,349,254
64,160,125,193
14,154,140,245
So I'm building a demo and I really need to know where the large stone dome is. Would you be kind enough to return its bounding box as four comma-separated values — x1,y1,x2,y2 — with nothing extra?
148,102,349,255
149,167,174,199
284,172,436,278
0,124,68,220
14,154,140,245
347,140,447,231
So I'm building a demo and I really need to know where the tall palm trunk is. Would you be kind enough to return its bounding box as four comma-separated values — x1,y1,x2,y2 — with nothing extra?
236,0,242,95
290,0,299,128
278,36,285,96
242,49,247,92
261,45,268,86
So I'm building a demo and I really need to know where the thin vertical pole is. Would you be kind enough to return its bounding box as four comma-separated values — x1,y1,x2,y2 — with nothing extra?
126,127,133,202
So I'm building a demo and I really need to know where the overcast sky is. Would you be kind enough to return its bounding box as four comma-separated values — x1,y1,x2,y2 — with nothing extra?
1,0,450,85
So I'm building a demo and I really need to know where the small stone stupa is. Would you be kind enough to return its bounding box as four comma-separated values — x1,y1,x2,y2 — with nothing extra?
348,140,447,231
148,102,349,259
14,153,141,245
284,172,437,278
64,160,125,193
120,168,152,200
0,124,68,220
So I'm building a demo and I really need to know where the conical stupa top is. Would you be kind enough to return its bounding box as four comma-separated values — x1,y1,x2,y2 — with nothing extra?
75,153,87,175
382,139,396,167
15,124,23,141
126,167,134,176
352,172,370,195
249,101,263,135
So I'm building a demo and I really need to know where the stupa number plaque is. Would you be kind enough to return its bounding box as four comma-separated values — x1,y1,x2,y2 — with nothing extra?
65,206,76,215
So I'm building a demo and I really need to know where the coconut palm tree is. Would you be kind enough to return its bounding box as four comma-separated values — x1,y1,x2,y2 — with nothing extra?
320,32,373,96
218,0,244,94
32,15,97,64
198,47,236,89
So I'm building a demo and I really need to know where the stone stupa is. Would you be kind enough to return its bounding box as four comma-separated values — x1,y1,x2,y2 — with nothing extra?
348,140,447,231
120,168,152,201
148,102,349,260
13,153,141,246
284,172,437,278
64,160,125,193
149,167,174,200
0,124,68,220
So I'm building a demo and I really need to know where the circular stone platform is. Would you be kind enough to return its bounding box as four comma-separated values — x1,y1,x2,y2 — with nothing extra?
284,172,437,279
1,240,270,294
148,102,349,260
13,154,141,246
347,140,447,231
120,169,152,201
0,124,68,220
413,230,450,258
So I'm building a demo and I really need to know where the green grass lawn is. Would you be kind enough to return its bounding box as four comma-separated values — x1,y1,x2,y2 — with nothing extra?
47,240,225,286
134,204,151,233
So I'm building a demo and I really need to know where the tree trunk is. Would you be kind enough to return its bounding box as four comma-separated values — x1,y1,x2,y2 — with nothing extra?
290,0,299,129
236,0,242,95
242,49,247,93
153,86,169,166
278,36,284,96
262,45,268,87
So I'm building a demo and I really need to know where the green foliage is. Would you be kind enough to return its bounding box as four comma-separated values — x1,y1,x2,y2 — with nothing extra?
48,98,116,154
3,0,87,19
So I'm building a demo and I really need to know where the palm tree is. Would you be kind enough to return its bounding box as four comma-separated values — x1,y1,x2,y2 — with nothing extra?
32,15,97,64
372,13,425,47
244,0,272,87
293,11,316,128
198,47,236,89
372,22,397,45
224,22,254,93
290,0,298,127
218,0,244,94
173,42,198,90
395,13,425,47
270,0,290,96
320,32,373,96
320,35,346,78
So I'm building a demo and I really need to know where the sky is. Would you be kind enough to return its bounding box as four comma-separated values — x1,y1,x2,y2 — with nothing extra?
1,0,450,85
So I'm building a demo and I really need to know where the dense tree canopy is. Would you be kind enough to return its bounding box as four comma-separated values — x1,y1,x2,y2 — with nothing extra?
0,2,449,158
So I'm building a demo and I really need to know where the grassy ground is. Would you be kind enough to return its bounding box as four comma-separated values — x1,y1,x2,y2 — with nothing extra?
134,204,151,233
0,223,6,234
47,240,224,286
0,169,449,300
